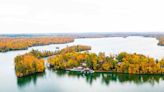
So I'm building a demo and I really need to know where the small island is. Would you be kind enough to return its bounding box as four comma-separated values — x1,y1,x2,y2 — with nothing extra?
15,54,45,77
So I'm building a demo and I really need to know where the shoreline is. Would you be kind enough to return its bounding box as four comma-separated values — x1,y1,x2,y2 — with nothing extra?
65,69,164,75
0,41,74,53
0,36,163,53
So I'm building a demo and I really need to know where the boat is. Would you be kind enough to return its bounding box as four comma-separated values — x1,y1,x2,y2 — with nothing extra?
81,68,95,74
69,67,94,74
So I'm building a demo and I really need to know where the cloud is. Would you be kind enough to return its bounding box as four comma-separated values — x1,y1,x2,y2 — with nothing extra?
0,0,164,33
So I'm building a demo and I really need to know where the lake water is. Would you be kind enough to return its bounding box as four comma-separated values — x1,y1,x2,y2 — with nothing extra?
1,36,164,92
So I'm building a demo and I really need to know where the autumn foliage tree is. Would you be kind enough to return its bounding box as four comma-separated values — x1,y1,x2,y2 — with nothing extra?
0,37,74,52
48,50,164,74
29,49,57,58
59,45,91,54
14,44,164,77
157,37,164,46
15,54,45,77
116,52,164,74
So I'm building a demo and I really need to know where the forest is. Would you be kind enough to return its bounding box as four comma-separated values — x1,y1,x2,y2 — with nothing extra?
15,53,45,77
29,49,57,58
48,51,164,74
14,45,91,77
59,45,91,54
0,37,74,52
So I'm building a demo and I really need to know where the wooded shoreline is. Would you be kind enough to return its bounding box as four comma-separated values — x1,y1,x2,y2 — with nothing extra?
14,44,164,78
14,45,91,77
0,37,74,52
1,35,164,52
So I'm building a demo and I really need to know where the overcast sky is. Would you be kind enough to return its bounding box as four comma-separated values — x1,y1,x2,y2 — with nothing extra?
0,0,164,34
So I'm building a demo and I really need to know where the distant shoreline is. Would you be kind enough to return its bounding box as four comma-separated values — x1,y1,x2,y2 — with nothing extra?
1,32,164,52
0,37,74,52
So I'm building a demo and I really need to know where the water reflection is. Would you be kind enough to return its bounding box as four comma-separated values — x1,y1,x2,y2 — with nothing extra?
16,69,164,91
54,70,164,86
17,72,46,88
